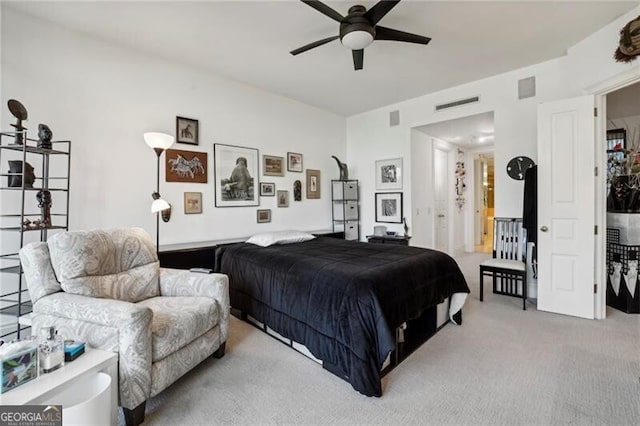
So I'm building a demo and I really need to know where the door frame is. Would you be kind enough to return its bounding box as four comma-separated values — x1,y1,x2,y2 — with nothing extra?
585,68,640,320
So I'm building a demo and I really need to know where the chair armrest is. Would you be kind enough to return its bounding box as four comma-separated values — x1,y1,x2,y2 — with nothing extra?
33,292,153,409
159,268,230,342
159,268,228,300
34,292,152,327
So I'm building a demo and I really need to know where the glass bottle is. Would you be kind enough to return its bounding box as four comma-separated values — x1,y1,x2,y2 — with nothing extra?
38,326,64,374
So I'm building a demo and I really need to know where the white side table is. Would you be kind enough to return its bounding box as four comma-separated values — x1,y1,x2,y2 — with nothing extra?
0,348,118,425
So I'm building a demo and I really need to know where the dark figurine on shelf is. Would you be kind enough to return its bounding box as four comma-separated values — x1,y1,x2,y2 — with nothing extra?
294,180,302,201
7,99,28,145
7,161,36,188
36,190,52,228
331,155,349,181
37,124,53,150
403,217,409,237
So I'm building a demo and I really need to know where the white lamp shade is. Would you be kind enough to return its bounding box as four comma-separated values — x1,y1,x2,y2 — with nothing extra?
341,31,374,50
144,132,174,150
151,198,170,213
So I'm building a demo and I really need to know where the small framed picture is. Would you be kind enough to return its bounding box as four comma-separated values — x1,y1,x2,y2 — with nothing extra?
306,169,321,199
260,182,275,196
375,158,403,190
375,192,403,223
287,152,303,172
277,190,289,207
257,209,271,223
184,192,203,214
263,155,285,176
176,116,198,145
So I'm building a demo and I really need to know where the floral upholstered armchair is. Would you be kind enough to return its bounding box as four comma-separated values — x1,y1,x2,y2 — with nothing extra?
19,228,229,426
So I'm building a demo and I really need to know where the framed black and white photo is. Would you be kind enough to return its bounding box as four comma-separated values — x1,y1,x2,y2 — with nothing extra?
306,169,321,199
277,190,289,207
263,155,285,176
214,143,259,207
257,209,271,223
375,192,403,223
176,116,198,145
184,192,202,214
375,158,403,190
260,182,275,196
287,152,303,172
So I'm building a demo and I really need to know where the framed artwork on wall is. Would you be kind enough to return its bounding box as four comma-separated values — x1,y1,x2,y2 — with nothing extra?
257,209,271,223
184,192,203,214
277,190,289,207
375,158,403,190
287,152,303,172
165,149,207,183
260,182,275,196
213,143,259,207
306,169,321,199
176,116,198,145
375,192,403,223
263,155,285,176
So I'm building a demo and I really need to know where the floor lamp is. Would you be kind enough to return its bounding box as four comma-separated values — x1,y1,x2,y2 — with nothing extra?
144,132,174,251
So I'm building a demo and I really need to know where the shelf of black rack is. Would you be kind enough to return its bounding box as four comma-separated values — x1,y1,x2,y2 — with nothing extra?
0,301,32,316
0,141,70,155
0,187,68,191
0,225,67,232
0,213,67,218
0,265,21,274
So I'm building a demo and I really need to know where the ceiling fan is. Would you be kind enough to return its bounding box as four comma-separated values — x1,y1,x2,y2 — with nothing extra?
290,0,431,70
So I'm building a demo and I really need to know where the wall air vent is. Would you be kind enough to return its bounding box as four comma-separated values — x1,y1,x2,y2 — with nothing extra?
389,110,400,127
435,96,480,112
518,76,536,99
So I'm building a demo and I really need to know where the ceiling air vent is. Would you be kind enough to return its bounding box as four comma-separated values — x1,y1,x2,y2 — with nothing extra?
435,96,480,112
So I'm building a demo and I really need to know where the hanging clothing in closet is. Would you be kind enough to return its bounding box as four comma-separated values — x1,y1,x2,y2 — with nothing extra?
522,165,537,260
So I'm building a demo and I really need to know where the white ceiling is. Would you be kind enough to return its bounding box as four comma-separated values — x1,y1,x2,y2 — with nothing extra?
416,110,495,148
5,1,638,117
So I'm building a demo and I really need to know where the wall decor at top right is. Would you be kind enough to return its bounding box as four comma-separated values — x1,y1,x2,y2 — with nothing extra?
375,158,402,190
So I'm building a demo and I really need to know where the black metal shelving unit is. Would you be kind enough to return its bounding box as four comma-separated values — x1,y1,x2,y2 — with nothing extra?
0,130,70,339
331,179,359,241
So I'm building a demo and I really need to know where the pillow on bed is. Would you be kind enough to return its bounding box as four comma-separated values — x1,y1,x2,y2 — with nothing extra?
246,230,316,247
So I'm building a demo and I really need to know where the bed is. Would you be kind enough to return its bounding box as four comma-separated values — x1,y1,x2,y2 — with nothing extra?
216,234,470,397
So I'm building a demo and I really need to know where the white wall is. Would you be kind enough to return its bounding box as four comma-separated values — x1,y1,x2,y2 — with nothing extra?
347,6,640,246
0,8,346,247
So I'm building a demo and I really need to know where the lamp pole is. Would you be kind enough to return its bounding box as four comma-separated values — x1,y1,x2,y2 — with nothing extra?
155,148,162,251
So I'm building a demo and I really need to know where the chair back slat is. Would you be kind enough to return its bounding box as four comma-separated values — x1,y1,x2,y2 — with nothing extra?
492,217,527,262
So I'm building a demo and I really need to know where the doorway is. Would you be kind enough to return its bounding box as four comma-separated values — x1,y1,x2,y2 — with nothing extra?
411,111,495,255
473,154,494,253
603,80,640,316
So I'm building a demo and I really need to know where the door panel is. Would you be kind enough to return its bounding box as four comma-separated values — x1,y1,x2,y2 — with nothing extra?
434,148,448,253
537,95,595,319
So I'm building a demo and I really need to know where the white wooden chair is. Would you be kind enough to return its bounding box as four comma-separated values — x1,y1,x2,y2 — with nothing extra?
479,217,528,310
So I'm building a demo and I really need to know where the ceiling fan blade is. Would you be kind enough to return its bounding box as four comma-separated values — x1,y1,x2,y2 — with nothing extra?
301,0,344,23
290,35,340,55
364,0,401,25
375,26,431,45
352,49,364,70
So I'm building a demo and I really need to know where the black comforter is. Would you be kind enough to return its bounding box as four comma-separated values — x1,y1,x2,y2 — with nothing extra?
218,237,469,396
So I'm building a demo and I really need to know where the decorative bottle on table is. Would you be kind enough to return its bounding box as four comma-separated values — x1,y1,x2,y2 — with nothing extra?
38,326,64,374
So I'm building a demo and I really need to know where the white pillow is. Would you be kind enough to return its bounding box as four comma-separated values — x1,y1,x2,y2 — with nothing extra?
246,230,316,247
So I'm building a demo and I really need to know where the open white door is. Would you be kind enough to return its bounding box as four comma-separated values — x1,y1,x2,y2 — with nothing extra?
537,95,595,319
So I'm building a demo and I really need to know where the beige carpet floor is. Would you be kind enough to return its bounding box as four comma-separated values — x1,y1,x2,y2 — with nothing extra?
130,252,639,425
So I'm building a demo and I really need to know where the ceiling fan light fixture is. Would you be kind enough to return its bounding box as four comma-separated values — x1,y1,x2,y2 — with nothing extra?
341,30,374,50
